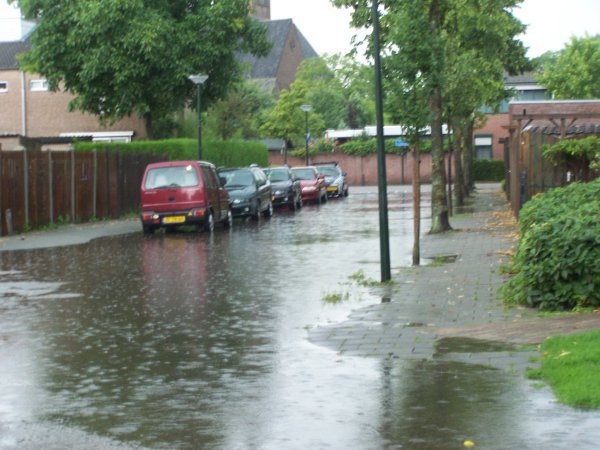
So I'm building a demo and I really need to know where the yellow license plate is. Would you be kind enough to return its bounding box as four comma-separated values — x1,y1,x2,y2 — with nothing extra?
163,216,186,224
327,187,337,192
272,195,276,201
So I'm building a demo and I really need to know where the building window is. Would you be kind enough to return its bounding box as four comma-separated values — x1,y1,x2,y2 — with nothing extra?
30,79,49,92
474,135,493,160
0,81,7,93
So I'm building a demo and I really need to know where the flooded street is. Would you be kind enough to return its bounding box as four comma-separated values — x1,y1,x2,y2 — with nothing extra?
1,186,599,449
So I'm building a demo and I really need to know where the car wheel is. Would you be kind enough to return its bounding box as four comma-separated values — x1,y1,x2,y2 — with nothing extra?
322,190,328,203
223,209,232,229
344,187,349,197
317,192,322,205
263,201,273,218
203,211,214,232
297,195,303,209
143,225,155,235
289,199,297,211
251,202,261,221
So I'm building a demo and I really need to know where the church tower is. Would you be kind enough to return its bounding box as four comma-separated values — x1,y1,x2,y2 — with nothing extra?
251,0,271,21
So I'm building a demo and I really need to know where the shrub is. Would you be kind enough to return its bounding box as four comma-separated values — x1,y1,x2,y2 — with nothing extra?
472,159,505,181
74,139,268,168
503,179,600,310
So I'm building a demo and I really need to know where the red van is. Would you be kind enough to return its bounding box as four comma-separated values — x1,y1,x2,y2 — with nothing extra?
140,160,232,234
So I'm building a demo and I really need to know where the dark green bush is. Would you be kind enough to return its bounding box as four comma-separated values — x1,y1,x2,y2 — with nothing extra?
503,179,600,310
472,159,505,181
74,139,268,167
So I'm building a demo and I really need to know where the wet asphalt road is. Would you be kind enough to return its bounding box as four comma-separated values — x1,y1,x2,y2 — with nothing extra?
1,186,599,449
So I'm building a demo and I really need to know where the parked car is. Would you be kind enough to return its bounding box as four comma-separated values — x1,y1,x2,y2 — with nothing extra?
291,166,327,205
315,162,349,198
262,166,303,211
218,167,273,220
140,160,232,234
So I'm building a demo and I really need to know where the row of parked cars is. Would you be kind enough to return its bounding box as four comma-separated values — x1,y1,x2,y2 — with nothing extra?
139,160,349,234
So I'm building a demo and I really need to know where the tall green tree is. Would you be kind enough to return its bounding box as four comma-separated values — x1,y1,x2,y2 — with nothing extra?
205,81,273,140
333,0,528,232
537,35,600,99
12,0,271,138
296,56,374,129
260,81,326,148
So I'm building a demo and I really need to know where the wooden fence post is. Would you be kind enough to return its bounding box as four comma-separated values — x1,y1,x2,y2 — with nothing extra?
23,147,29,228
70,147,75,223
93,149,97,218
48,149,54,224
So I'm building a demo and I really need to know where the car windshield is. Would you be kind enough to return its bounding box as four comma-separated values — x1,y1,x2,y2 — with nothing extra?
291,168,316,180
317,166,340,177
145,165,198,189
221,170,255,187
268,169,290,182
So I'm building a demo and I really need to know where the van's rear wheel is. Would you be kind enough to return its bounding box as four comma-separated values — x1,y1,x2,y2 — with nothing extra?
203,211,214,232
143,225,155,235
223,209,233,229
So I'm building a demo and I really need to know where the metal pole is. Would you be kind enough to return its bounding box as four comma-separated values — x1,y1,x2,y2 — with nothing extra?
304,111,309,166
372,0,391,282
197,85,202,161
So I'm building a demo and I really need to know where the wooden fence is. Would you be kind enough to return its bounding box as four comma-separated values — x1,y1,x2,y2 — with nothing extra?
508,130,599,216
0,146,166,236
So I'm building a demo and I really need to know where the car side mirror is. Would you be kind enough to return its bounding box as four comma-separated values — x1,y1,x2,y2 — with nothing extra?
317,175,325,181
219,176,227,187
343,172,347,176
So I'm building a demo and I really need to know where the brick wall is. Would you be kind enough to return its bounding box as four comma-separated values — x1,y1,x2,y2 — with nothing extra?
268,150,441,185
475,113,509,160
0,69,148,145
275,25,305,92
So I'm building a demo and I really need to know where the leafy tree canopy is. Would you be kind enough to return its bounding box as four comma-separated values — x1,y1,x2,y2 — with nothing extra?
205,80,274,140
537,34,600,99
12,0,271,137
260,81,326,148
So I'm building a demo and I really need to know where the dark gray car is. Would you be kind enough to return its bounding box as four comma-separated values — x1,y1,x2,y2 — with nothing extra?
262,166,303,211
218,167,273,220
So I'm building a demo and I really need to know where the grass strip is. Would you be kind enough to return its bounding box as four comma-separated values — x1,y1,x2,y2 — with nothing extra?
528,329,600,409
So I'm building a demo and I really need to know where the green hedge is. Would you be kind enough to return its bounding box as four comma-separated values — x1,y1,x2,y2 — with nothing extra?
502,179,600,310
472,159,505,181
74,139,268,168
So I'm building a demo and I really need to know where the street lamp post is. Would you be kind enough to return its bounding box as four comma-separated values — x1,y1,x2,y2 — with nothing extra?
372,0,391,282
188,74,208,160
300,104,312,165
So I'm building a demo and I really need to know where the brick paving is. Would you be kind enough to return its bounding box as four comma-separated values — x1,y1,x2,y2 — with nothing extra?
308,184,600,364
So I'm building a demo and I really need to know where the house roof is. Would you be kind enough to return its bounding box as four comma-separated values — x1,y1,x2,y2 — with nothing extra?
238,19,318,79
0,37,30,70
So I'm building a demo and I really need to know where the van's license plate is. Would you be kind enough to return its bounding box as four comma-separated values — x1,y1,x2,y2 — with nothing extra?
163,216,186,224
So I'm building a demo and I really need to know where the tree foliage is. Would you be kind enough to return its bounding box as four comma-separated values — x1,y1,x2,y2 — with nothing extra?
537,35,600,99
332,0,529,232
204,81,274,140
260,81,326,148
13,0,271,137
296,56,374,129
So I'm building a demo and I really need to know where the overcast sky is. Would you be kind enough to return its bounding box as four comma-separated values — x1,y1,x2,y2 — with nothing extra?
271,0,600,58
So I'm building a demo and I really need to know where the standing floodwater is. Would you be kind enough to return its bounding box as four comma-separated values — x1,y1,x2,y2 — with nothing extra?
0,186,599,449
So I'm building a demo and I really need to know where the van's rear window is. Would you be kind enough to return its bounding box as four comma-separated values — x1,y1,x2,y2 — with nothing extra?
145,165,199,189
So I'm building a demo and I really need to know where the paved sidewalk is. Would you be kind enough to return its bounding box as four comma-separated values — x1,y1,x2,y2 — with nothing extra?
308,184,600,364
0,219,140,252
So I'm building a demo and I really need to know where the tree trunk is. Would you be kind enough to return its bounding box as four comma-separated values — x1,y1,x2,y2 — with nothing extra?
463,118,475,194
452,122,465,207
429,86,451,233
428,0,451,234
412,139,421,266
144,113,155,140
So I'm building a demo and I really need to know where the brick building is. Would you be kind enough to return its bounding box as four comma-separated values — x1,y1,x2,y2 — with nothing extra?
474,72,550,161
1,0,318,150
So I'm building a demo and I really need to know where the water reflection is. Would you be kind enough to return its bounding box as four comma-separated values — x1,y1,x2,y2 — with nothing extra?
0,187,598,449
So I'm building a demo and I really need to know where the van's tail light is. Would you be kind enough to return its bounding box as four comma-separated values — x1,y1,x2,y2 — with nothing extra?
191,209,206,217
142,212,153,221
